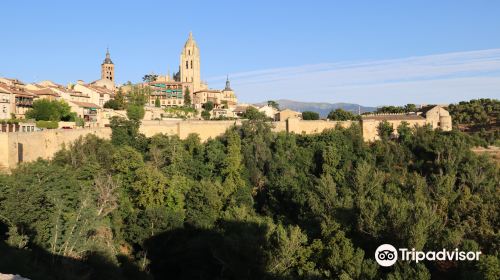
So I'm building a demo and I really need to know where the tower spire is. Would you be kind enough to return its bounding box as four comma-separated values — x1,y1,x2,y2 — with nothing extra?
224,75,232,91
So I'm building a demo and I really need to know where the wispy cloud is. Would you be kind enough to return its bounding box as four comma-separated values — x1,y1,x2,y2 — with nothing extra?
207,49,500,106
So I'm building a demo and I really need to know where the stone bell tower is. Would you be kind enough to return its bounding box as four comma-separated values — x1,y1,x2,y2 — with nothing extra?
101,48,114,82
180,32,201,92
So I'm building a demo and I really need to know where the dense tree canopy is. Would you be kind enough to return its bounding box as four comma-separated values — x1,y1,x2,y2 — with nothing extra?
302,111,320,120
327,108,360,121
0,116,498,280
448,99,499,145
25,99,76,121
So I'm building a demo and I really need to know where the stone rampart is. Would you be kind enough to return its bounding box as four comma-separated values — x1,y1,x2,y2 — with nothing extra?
0,119,356,170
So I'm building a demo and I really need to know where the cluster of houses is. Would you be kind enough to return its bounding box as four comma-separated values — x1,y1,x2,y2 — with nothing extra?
0,77,117,128
0,74,305,132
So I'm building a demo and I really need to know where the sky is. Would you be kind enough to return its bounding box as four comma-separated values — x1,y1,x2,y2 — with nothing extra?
0,0,499,106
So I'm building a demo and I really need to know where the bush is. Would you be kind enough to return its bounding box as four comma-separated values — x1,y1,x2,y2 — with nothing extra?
103,99,123,110
127,105,145,121
75,117,85,127
201,110,211,120
36,120,59,129
302,111,319,120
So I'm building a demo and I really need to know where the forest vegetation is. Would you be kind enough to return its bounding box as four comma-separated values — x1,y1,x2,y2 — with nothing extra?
0,100,499,280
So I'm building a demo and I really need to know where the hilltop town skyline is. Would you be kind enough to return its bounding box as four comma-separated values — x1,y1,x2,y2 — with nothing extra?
1,1,499,106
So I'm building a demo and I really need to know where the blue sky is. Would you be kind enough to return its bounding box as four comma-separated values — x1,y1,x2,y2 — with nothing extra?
1,0,499,106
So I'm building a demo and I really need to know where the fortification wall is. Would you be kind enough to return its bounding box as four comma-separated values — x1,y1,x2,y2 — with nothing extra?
286,119,354,134
4,128,112,169
361,119,427,141
0,133,9,171
177,120,242,139
1,119,359,170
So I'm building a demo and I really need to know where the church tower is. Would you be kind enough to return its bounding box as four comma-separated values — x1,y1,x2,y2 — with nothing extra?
101,48,114,82
180,32,201,92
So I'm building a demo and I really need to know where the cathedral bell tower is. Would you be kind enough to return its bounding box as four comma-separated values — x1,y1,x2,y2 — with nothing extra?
180,32,201,92
101,48,114,82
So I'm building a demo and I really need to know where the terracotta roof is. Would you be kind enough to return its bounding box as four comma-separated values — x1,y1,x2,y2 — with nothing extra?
194,89,221,94
233,106,248,113
0,84,13,93
33,88,59,96
86,84,115,96
71,101,101,108
1,85,37,97
362,114,425,121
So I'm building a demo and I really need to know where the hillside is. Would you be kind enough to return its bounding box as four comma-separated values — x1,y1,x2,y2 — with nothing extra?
254,99,376,117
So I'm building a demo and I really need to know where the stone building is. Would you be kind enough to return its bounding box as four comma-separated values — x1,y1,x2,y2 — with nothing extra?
179,32,206,94
0,79,37,119
0,84,13,119
74,82,114,107
192,77,238,110
275,109,302,121
76,49,117,90
147,81,184,107
361,105,453,141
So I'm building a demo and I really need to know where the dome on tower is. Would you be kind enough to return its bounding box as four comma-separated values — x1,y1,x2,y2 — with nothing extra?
102,48,113,64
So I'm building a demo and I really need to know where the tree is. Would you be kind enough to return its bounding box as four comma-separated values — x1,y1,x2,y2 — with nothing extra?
185,180,223,228
127,105,145,121
154,98,161,108
242,107,268,121
132,166,168,208
202,101,214,111
267,100,279,110
302,111,320,120
109,116,140,146
114,88,126,109
184,87,191,106
404,103,417,113
377,120,394,140
142,74,158,83
25,99,76,121
104,99,122,110
397,121,412,142
327,108,359,121
221,130,246,197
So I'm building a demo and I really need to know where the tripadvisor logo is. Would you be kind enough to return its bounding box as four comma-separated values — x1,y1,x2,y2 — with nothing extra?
375,244,482,267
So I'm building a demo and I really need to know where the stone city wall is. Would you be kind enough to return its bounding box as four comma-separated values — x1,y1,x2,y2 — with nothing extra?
0,127,112,170
0,119,357,170
361,118,428,142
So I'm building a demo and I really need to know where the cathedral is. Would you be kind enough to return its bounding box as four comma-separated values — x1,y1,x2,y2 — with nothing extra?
149,32,237,109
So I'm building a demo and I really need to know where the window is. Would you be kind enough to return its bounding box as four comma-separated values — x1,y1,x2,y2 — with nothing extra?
188,50,191,55
191,60,193,69
186,61,188,69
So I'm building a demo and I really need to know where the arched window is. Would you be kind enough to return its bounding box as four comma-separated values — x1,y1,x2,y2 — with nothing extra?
188,50,191,55
186,61,188,69
190,60,193,69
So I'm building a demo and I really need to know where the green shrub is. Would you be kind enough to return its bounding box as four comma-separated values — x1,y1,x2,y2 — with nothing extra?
36,120,59,129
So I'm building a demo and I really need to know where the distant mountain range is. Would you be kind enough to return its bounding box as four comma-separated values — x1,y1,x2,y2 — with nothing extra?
254,99,376,117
